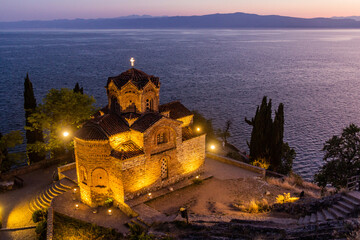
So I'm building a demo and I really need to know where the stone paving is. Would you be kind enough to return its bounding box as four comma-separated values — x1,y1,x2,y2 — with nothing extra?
0,164,58,240
52,190,130,233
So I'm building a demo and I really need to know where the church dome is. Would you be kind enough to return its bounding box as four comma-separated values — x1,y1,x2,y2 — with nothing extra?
107,68,160,90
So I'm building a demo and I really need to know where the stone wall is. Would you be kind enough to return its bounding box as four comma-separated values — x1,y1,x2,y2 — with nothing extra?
206,152,266,176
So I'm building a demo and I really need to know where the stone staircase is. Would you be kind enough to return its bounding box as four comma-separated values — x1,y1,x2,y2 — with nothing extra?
29,178,77,213
298,191,360,225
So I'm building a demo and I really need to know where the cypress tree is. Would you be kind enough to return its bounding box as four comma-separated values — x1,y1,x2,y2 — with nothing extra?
73,82,83,94
24,73,44,163
246,96,273,161
271,103,284,171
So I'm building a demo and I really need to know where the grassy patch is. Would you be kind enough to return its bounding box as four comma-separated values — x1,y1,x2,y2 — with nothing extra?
53,212,123,240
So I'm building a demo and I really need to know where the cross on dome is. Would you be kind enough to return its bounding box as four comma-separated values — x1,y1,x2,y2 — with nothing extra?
130,57,135,67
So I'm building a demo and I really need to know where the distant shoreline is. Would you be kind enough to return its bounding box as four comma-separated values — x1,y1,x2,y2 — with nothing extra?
1,12,360,30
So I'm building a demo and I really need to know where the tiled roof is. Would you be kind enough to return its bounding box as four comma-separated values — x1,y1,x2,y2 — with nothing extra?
107,68,160,90
131,112,163,132
75,113,129,140
182,127,195,141
159,101,193,120
122,112,141,119
75,123,108,140
111,141,144,160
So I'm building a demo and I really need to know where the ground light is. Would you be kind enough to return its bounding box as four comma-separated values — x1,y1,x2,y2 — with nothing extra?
75,204,79,209
108,209,112,216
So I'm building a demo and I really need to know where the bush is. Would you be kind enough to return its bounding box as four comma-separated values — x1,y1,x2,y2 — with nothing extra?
276,193,299,204
35,220,47,240
192,178,203,185
104,198,113,208
252,158,270,169
235,199,270,213
32,209,47,223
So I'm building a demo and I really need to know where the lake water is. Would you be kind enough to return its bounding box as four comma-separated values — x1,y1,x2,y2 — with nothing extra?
1,29,360,180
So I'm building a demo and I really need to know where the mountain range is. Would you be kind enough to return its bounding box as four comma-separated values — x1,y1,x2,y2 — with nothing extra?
1,12,360,29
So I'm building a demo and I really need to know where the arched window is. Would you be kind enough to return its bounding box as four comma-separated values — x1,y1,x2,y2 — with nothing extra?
146,98,153,111
79,166,87,185
157,132,168,144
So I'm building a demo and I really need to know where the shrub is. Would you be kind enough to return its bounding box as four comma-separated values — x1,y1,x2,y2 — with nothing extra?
104,198,113,208
252,158,270,169
32,209,47,223
35,220,47,240
192,178,203,185
236,198,270,213
276,193,299,204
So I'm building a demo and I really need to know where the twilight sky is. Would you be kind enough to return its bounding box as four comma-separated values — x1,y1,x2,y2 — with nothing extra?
0,0,359,22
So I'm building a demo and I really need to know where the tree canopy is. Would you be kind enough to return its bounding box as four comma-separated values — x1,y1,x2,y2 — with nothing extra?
26,88,96,156
0,131,24,172
245,96,295,174
24,73,44,163
314,123,360,189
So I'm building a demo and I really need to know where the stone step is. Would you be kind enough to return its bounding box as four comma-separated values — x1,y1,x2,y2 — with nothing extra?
322,209,336,221
37,195,50,208
333,204,351,215
341,195,360,207
316,211,325,222
310,213,317,223
297,217,304,225
40,193,51,205
345,191,360,204
44,188,56,200
42,191,52,202
328,207,345,219
59,178,77,189
53,183,67,193
303,215,311,224
28,199,37,213
338,200,354,211
34,197,46,210
48,186,62,196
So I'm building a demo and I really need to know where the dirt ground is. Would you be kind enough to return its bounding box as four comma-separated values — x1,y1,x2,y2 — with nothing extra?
147,158,318,221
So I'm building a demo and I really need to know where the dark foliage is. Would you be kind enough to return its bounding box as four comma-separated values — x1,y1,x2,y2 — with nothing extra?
245,96,295,174
314,124,360,189
24,73,44,163
32,209,47,223
35,220,47,240
73,82,84,94
53,212,123,239
192,110,216,142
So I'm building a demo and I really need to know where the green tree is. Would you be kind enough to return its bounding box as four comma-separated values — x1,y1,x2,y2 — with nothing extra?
0,131,24,172
216,120,232,144
245,96,295,174
314,124,360,189
24,73,45,164
26,88,96,157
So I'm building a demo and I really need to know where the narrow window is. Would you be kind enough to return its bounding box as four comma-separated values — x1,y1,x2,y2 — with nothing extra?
161,157,168,179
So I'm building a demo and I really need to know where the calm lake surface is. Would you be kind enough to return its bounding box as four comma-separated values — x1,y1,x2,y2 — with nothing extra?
1,29,360,180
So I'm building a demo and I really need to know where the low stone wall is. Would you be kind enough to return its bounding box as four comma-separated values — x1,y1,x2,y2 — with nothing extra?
0,155,72,181
58,162,76,180
206,152,265,176
47,206,54,240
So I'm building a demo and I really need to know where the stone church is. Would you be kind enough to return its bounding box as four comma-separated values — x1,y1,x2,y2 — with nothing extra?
74,63,205,208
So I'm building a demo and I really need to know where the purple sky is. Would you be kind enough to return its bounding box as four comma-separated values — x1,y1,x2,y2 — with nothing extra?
1,0,359,22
